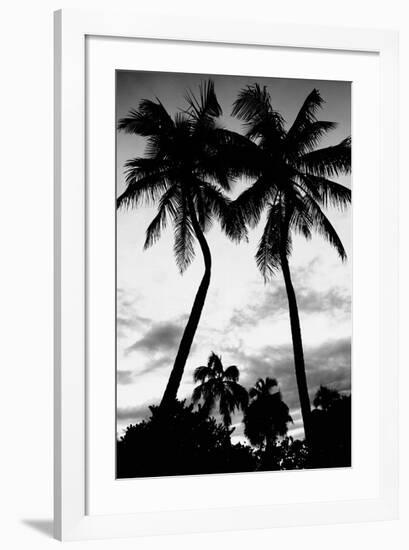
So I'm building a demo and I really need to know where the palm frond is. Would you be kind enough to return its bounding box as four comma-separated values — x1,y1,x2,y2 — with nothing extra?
117,98,174,137
303,195,347,260
224,365,240,382
173,195,196,273
194,185,214,233
286,88,324,141
201,180,249,242
288,188,314,240
232,84,270,122
117,174,169,210
144,185,179,249
211,128,263,180
117,157,172,209
298,174,351,210
185,80,222,121
233,177,276,228
297,137,351,177
255,201,290,281
193,366,212,383
209,352,223,375
287,121,337,156
232,84,285,142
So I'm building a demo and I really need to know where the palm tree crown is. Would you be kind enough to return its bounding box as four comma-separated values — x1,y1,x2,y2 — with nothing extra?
117,80,245,272
232,85,351,279
192,352,248,427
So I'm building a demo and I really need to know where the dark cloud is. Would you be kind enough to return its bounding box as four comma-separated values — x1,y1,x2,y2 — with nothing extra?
122,317,194,378
227,337,351,410
125,320,184,356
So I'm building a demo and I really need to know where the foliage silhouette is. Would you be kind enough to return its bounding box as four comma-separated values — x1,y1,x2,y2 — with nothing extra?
116,385,351,477
116,400,257,478
117,81,247,411
192,352,249,427
243,377,293,469
231,85,351,439
308,386,351,468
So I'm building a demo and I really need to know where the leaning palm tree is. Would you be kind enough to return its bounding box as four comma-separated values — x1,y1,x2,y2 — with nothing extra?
117,81,245,411
243,377,292,450
232,85,351,440
192,352,248,427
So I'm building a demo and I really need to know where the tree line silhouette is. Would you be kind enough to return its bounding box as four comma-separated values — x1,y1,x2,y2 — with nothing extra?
116,79,351,476
117,354,351,477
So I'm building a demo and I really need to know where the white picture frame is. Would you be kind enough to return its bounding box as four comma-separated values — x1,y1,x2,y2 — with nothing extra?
54,8,399,541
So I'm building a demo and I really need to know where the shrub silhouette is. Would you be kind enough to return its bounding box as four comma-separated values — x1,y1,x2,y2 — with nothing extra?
117,400,257,478
308,386,351,468
116,385,351,477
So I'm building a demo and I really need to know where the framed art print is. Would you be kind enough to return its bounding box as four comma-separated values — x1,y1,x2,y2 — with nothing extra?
115,70,352,478
54,9,398,540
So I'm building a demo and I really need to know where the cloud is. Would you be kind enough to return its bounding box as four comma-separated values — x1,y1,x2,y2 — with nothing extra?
125,319,185,356
230,284,350,328
135,355,173,377
117,403,152,423
122,317,195,378
297,287,351,315
117,370,135,385
227,337,351,410
116,287,151,338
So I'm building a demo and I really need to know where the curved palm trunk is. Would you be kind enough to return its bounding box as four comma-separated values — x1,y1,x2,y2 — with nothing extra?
280,250,312,442
160,197,211,410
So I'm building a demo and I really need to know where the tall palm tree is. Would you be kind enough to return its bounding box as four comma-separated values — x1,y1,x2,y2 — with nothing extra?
117,81,245,411
192,352,248,427
243,377,292,450
232,85,351,440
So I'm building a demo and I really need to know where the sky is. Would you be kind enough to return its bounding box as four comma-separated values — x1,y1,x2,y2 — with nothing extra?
116,70,351,443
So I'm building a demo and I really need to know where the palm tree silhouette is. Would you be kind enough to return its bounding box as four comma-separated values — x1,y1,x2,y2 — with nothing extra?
117,81,246,410
243,377,292,451
313,385,342,412
231,85,351,439
192,352,248,427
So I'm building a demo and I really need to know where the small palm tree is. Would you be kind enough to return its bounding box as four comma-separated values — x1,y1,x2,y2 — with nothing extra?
117,81,246,410
243,377,292,450
232,85,351,440
313,385,342,412
192,352,248,427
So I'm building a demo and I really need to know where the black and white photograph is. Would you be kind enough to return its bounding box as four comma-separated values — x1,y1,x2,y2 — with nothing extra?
115,70,352,478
